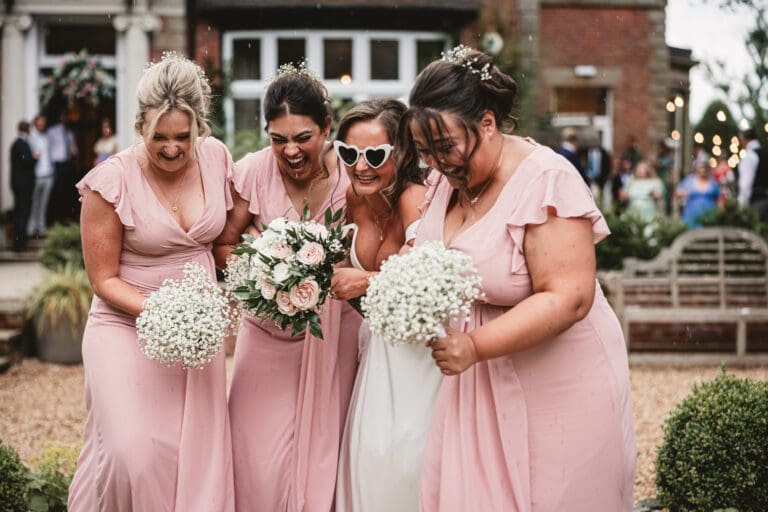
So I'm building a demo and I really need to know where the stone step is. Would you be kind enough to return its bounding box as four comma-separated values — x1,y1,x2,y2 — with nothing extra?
0,328,22,343
0,249,40,263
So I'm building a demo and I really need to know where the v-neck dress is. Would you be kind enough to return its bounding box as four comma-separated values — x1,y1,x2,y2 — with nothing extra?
416,143,636,511
68,137,236,512
227,147,362,512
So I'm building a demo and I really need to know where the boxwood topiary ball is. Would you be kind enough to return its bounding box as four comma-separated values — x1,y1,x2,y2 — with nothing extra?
656,369,768,511
0,440,29,512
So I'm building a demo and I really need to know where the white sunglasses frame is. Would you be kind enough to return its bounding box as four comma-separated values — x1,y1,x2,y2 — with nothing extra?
333,140,394,169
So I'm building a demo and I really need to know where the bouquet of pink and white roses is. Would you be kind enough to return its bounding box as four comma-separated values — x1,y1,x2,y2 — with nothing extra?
225,207,348,339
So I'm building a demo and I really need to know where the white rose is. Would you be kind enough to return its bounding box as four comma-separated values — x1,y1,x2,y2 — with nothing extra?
269,242,294,260
275,291,298,316
272,262,291,283
297,242,325,266
268,217,289,232
304,222,329,240
251,230,279,252
289,279,320,310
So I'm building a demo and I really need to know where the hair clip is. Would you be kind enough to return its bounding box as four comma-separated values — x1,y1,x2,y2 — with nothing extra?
440,44,492,81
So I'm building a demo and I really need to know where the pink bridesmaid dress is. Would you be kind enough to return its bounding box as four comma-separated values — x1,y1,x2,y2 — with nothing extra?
416,142,636,511
227,148,362,512
67,137,236,512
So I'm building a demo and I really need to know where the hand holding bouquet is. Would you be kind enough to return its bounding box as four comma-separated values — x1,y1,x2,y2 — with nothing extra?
362,241,484,346
136,263,235,369
225,207,348,339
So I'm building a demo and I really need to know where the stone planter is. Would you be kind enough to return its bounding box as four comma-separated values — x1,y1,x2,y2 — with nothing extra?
33,313,84,364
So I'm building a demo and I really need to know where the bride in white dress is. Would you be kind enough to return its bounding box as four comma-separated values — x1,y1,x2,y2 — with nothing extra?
330,98,443,511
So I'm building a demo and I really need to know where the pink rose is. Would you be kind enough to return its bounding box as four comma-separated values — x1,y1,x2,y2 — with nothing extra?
289,279,320,310
297,242,325,266
275,291,298,316
270,242,294,260
260,279,277,300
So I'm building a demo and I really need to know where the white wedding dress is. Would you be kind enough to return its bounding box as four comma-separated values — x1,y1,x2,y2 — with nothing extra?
336,222,444,512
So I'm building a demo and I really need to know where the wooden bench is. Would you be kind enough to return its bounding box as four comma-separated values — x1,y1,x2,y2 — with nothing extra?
608,227,768,357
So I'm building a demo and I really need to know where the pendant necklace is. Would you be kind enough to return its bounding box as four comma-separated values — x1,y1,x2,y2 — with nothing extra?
467,138,505,206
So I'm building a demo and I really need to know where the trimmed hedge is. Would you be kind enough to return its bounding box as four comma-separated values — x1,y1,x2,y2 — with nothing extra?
656,369,768,511
0,440,29,512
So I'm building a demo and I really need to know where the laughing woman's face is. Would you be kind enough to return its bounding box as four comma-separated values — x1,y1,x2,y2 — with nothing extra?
142,108,194,174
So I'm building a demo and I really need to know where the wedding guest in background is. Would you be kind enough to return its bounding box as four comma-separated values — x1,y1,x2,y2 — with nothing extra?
94,117,119,165
10,120,36,252
68,54,235,511
47,110,80,223
737,127,767,221
214,66,361,512
398,47,636,511
677,160,721,228
331,98,431,512
556,127,586,182
27,114,53,237
622,160,665,221
610,157,634,213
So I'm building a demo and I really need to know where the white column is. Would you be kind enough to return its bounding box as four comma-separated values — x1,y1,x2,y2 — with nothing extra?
0,14,33,212
113,14,160,150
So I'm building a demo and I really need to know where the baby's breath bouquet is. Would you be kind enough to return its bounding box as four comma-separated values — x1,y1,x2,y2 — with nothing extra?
136,263,233,369
362,241,484,346
225,206,348,340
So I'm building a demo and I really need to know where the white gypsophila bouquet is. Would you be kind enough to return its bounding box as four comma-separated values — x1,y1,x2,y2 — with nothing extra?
362,241,484,346
225,206,348,339
136,262,233,369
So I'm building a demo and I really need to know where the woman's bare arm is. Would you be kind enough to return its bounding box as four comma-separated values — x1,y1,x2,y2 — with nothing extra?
80,189,147,317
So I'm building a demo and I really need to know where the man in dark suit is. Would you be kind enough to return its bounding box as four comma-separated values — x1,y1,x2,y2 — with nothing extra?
556,127,587,182
10,120,37,252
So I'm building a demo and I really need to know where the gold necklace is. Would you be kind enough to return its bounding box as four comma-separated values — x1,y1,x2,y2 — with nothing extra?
153,165,190,213
467,138,505,206
365,197,391,241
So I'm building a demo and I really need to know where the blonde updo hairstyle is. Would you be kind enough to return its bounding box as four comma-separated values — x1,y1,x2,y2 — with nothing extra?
134,53,212,159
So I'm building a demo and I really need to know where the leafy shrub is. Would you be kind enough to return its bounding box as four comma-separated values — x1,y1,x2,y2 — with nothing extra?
40,223,83,271
26,442,80,512
25,264,92,338
230,130,269,162
656,368,768,511
0,440,29,512
699,199,768,239
596,211,687,270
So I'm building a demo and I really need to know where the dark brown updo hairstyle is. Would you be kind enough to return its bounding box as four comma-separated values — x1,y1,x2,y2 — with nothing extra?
335,97,426,209
263,64,333,176
395,47,517,189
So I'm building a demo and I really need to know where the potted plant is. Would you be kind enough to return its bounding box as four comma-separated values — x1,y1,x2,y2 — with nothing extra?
25,265,92,364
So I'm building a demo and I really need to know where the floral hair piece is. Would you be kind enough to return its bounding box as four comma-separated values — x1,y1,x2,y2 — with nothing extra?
143,51,208,82
440,44,492,81
274,60,319,81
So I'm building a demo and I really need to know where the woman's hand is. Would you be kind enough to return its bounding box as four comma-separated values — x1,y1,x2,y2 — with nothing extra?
330,267,371,301
428,327,479,376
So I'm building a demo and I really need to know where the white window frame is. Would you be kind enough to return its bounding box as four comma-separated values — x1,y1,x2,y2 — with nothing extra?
222,29,449,145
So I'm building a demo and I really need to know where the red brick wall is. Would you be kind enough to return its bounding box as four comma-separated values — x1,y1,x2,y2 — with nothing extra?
194,21,221,69
539,7,654,158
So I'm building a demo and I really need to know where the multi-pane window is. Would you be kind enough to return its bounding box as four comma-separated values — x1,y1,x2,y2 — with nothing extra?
222,30,448,144
324,39,353,80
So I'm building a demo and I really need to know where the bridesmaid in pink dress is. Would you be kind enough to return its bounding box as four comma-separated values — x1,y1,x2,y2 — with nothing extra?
68,55,234,511
395,49,636,511
214,68,362,511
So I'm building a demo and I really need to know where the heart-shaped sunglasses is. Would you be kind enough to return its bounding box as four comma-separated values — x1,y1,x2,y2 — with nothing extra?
333,140,393,169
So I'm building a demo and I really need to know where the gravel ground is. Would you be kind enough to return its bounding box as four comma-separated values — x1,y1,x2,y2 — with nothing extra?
1,358,766,503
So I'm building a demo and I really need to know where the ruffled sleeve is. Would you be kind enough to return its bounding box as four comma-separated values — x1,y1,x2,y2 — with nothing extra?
506,166,609,274
201,137,235,211
76,157,135,229
231,148,271,216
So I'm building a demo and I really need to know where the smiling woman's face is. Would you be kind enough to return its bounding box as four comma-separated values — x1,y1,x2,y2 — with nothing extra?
141,108,193,174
